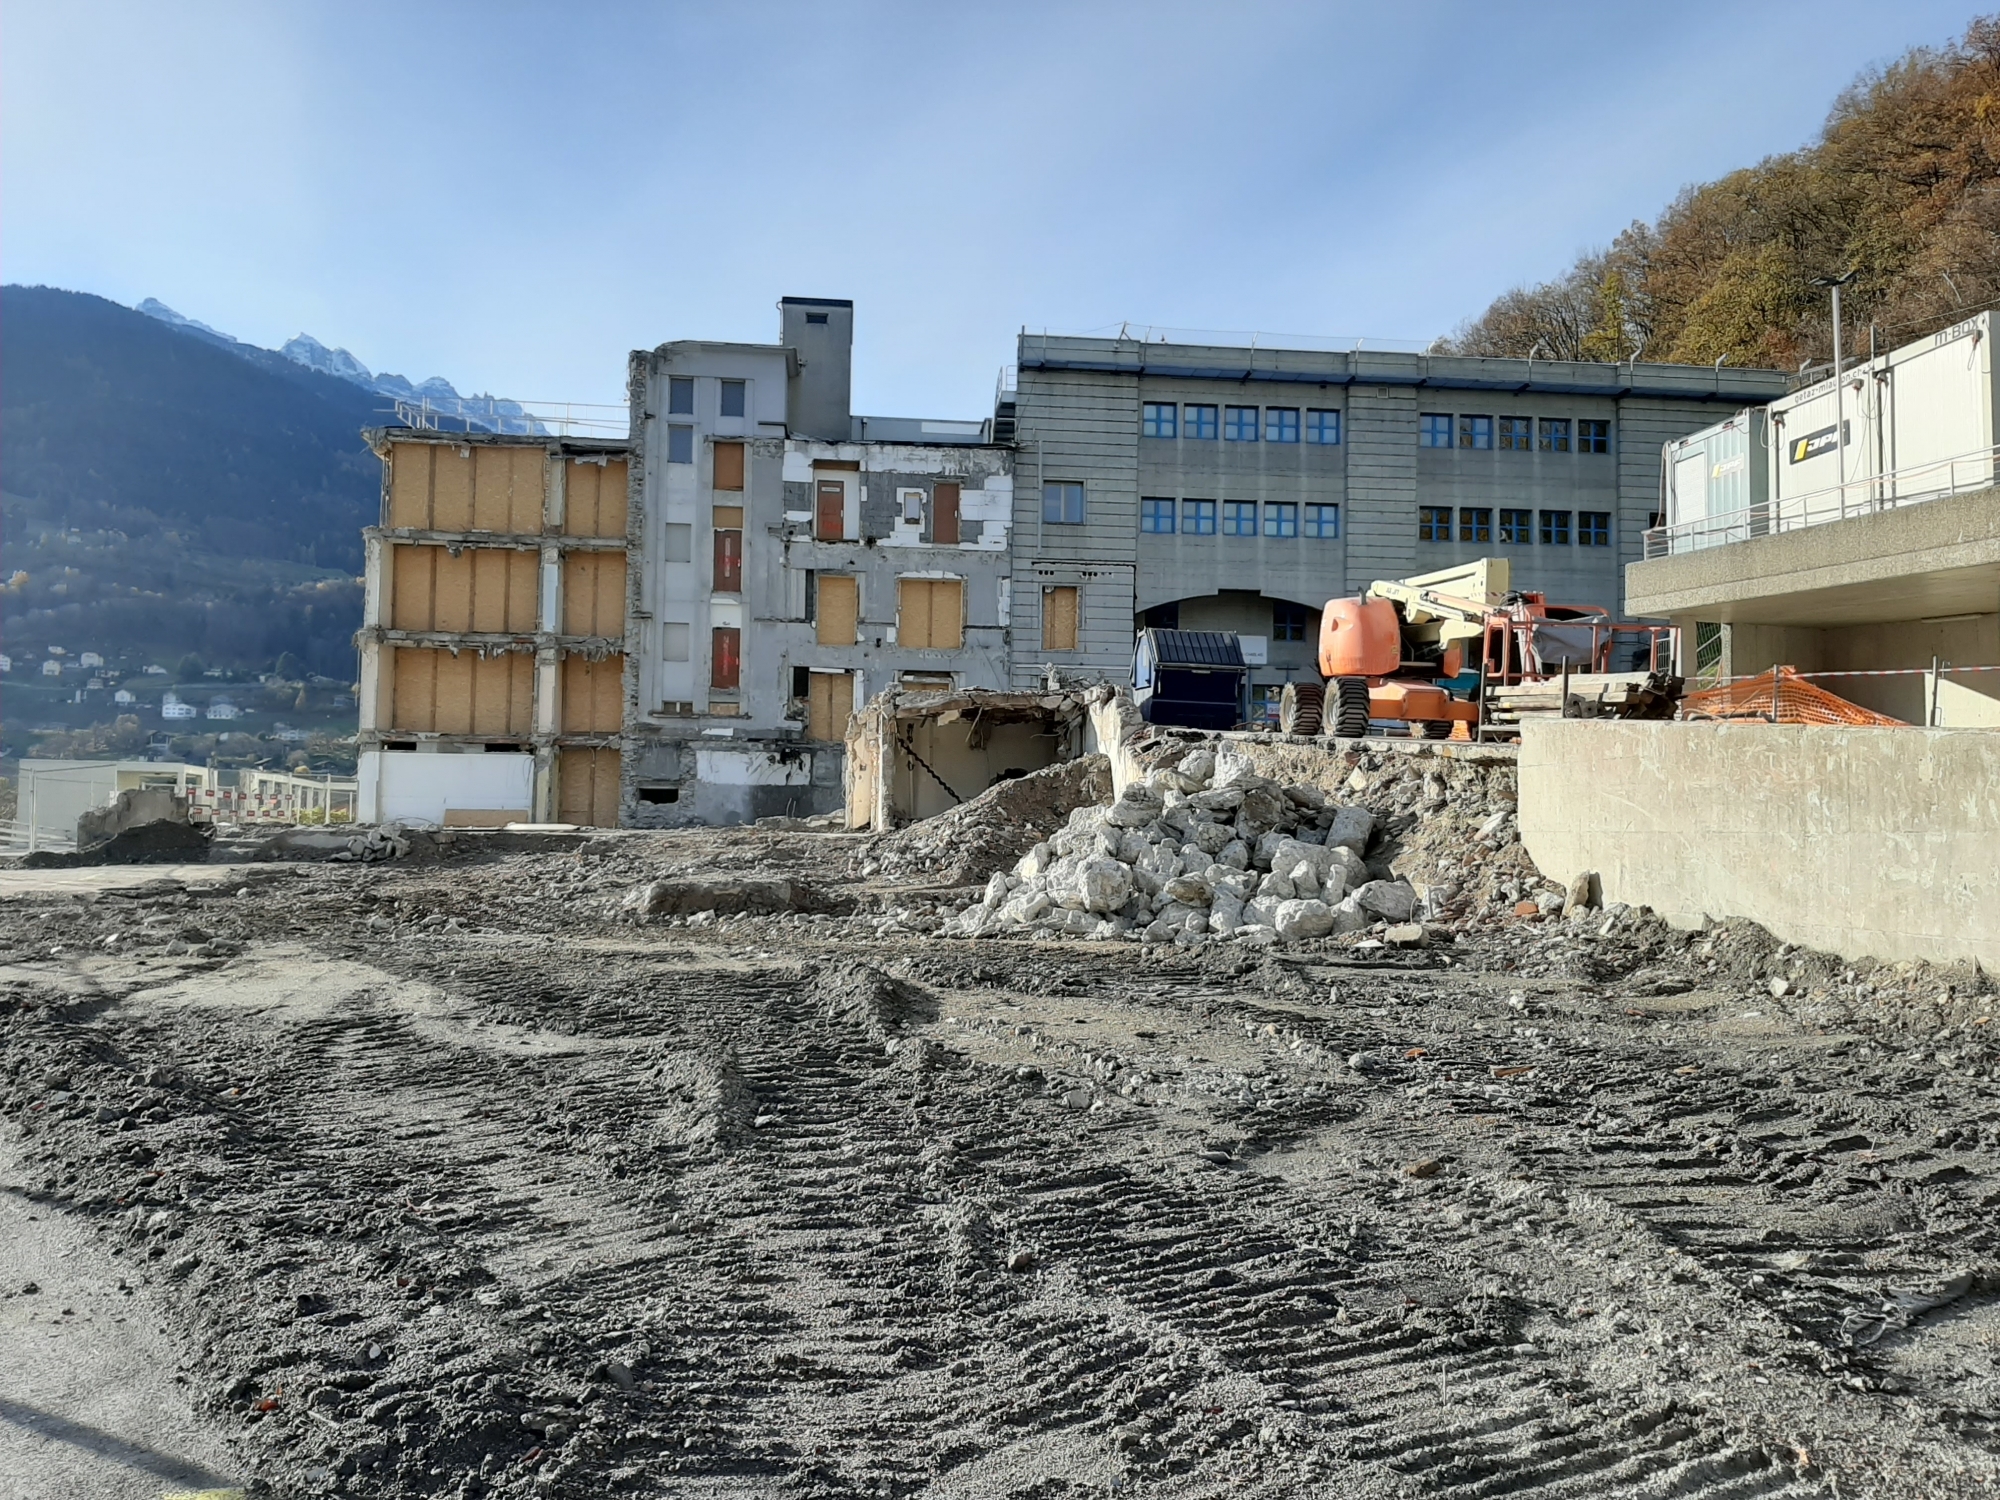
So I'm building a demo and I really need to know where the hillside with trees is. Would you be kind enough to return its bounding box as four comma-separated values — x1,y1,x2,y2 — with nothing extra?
1445,15,2000,370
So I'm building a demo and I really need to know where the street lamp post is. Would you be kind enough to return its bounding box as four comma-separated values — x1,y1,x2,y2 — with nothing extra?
1812,271,1859,502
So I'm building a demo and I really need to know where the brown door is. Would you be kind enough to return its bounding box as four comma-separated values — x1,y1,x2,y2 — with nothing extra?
816,480,844,540
816,574,858,645
713,529,742,592
1042,586,1079,651
806,671,854,742
932,482,960,545
711,627,740,689
712,441,744,492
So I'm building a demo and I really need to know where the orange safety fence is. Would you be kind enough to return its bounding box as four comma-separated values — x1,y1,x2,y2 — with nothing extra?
1679,666,1904,727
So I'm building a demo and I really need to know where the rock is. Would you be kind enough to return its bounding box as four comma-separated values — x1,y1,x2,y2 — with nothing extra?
1078,857,1133,914
1513,900,1541,918
1273,899,1336,941
1768,976,1791,998
1232,925,1279,947
1105,785,1165,828
1217,838,1249,870
1326,805,1375,854
1209,892,1244,935
1244,894,1286,928
1384,923,1426,947
1284,782,1327,810
999,889,1052,925
1329,895,1372,934
982,873,1010,909
1323,844,1369,891
1006,1248,1038,1272
1179,749,1216,783
1563,871,1600,915
1163,874,1213,906
1016,842,1054,879
1187,786,1244,813
1060,1087,1092,1109
1258,869,1296,902
1475,810,1512,842
1286,859,1320,899
1213,749,1259,787
1236,784,1290,832
1353,879,1419,923
1192,820,1235,856
1405,1158,1442,1179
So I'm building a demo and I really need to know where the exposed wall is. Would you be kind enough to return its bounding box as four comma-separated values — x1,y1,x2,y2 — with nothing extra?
1518,720,2000,969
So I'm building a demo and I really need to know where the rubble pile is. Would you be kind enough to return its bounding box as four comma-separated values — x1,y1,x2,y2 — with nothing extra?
942,745,1448,948
857,754,1113,886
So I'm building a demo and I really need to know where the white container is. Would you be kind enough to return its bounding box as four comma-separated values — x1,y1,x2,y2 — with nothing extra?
1661,408,1770,548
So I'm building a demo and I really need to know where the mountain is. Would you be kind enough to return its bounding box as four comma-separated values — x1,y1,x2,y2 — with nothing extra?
141,300,542,433
1445,15,2000,369
1,285,378,679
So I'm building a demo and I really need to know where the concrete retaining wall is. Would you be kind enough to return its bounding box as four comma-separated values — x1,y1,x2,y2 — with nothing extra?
1518,720,2000,969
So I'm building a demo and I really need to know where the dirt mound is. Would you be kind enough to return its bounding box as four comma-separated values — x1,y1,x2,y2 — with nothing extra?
857,753,1113,886
19,818,212,868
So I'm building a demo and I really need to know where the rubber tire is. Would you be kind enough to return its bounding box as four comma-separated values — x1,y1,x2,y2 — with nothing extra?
1279,681,1324,736
1420,719,1452,739
1333,677,1371,739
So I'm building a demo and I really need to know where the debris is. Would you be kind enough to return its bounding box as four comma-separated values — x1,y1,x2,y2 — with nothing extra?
1405,1159,1442,1179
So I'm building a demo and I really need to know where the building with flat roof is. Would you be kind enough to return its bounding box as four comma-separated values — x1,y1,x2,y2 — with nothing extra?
623,297,1015,826
1002,332,1788,708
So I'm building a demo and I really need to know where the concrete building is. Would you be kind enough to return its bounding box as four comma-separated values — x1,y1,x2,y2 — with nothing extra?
354,428,633,827
1002,332,1788,708
623,297,1014,826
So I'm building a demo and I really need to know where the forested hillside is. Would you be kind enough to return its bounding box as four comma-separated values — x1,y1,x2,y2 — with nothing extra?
1446,16,2000,369
1,286,378,676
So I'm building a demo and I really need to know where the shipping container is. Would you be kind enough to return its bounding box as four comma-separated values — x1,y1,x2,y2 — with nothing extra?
1766,310,1996,523
1661,408,1770,549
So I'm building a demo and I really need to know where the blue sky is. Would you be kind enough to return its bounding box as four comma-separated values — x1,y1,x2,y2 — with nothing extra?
3,2,1981,419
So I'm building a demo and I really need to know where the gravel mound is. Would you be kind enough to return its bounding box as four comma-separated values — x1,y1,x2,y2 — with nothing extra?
857,754,1113,885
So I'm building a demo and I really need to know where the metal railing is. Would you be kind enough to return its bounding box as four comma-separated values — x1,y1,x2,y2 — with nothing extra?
1022,324,1432,355
387,396,628,438
0,819,75,855
1645,443,1999,558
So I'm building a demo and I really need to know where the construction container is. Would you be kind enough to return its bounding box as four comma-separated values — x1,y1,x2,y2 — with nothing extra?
1661,408,1770,548
1768,310,1996,519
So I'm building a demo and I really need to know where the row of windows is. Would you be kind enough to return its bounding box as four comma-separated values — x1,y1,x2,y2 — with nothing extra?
1420,414,1610,453
1142,404,1341,444
1140,498,1340,539
666,376,748,418
1418,506,1612,546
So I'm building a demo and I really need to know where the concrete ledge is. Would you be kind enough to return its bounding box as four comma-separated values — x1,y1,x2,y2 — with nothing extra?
1518,719,2000,970
1626,486,2000,624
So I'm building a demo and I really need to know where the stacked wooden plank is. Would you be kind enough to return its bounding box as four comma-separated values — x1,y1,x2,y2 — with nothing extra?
1482,671,1683,727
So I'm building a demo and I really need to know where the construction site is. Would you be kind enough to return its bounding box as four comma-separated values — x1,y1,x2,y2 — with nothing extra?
3,305,1998,1500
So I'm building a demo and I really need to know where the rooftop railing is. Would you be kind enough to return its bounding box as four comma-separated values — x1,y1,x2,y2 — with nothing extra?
1644,444,1999,559
386,395,628,438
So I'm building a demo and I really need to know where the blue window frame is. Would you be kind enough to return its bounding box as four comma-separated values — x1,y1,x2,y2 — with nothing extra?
667,377,695,415
719,379,746,418
1182,499,1216,534
1142,403,1177,439
1224,406,1259,442
1184,404,1218,440
1540,509,1571,545
1458,414,1494,450
1272,602,1309,641
1539,418,1571,452
1306,409,1341,444
1043,481,1086,525
1579,510,1612,545
1222,501,1257,536
1263,502,1298,538
1498,416,1532,450
1304,503,1340,538
1420,413,1453,447
1419,505,1451,540
1578,419,1611,453
1460,507,1492,542
1264,408,1299,443
1139,497,1175,534
1499,507,1532,543
668,426,694,464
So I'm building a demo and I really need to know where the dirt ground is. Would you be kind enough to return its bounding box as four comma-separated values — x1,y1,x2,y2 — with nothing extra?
0,818,1997,1500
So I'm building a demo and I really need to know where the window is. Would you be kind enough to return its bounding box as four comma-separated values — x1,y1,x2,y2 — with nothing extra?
1272,602,1309,641
1538,418,1571,452
1458,415,1494,450
711,627,740,690
1578,511,1612,546
713,528,742,592
1306,409,1341,445
1043,481,1086,525
1265,408,1300,443
1222,501,1257,536
1459,507,1492,543
667,426,694,464
712,440,744,491
667,377,694,415
1250,684,1284,727
660,622,690,661
1304,503,1341,538
1224,406,1259,441
898,578,964,650
719,380,746,418
1183,499,1216,534
1419,505,1452,541
1420,413,1453,447
1142,403,1178,439
900,488,925,524
1263,502,1298,538
663,522,692,563
1140,498,1176,534
1042,586,1079,651
1578,419,1611,453
1540,509,1571,545
1498,507,1532,544
816,574,858,644
1498,416,1532,451
1184,404,1218,440
805,312,829,325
